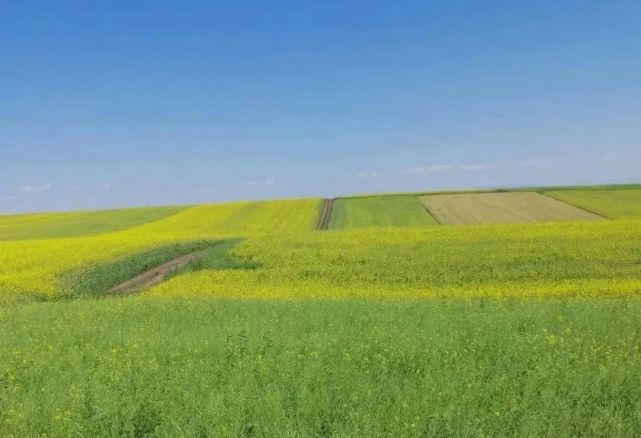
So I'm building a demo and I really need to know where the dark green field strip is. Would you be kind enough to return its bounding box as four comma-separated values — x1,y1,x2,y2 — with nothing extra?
327,195,438,229
2,298,641,436
0,206,187,241
544,189,641,219
59,240,217,298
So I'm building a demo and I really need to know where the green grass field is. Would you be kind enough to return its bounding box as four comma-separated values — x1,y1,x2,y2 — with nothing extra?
2,297,640,436
0,206,186,241
1,187,641,435
545,189,641,219
328,195,437,229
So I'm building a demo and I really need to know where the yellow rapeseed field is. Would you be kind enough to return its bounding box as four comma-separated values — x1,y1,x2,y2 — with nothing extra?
0,199,322,301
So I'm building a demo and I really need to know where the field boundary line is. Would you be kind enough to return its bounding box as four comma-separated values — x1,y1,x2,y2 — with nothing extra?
317,198,335,230
538,192,610,220
415,196,443,225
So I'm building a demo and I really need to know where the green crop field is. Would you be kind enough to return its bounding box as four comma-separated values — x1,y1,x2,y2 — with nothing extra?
1,187,641,435
545,189,641,219
328,195,437,229
2,298,640,436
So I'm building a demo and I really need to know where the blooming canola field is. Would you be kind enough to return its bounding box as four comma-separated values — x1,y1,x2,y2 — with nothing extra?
0,198,322,303
1,191,641,303
2,187,641,436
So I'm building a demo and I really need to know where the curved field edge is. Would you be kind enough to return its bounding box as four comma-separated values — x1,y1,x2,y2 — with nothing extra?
0,198,323,303
1,297,641,436
132,198,323,236
0,206,188,241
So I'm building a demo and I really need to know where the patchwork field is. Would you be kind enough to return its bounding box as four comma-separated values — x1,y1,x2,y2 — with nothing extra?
328,195,436,229
545,189,641,219
1,185,641,435
420,191,604,225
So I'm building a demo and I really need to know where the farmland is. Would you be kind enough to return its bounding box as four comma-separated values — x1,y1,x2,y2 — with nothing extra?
419,192,604,225
2,298,640,436
148,220,641,300
328,195,437,229
1,185,641,435
545,188,641,219
0,206,186,241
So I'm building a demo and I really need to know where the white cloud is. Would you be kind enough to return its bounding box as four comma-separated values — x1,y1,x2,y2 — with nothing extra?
19,183,52,194
428,164,452,172
402,164,451,175
355,171,380,179
506,160,543,168
460,164,488,172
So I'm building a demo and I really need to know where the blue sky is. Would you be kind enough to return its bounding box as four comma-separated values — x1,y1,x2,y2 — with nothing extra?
1,1,640,213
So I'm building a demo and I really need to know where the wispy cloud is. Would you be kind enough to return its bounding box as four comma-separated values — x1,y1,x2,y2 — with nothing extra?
68,185,81,192
249,178,277,186
505,160,543,168
402,164,451,175
355,171,380,179
19,183,52,194
460,164,488,172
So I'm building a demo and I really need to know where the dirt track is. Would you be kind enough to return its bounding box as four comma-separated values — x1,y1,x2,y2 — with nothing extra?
317,198,335,230
108,249,210,295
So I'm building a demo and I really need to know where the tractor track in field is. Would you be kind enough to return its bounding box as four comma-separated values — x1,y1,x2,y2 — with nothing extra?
317,198,335,231
107,249,210,295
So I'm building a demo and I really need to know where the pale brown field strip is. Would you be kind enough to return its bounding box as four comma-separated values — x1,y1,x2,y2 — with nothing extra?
419,192,605,225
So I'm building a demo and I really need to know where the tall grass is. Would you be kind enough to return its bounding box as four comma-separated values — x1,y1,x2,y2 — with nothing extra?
1,297,640,436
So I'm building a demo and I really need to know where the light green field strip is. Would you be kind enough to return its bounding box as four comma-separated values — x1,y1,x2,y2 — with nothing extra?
420,192,603,225
328,195,437,229
544,189,641,219
133,198,323,236
0,206,186,241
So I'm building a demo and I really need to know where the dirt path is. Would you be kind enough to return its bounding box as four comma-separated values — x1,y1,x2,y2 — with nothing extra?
317,198,335,230
108,249,210,295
